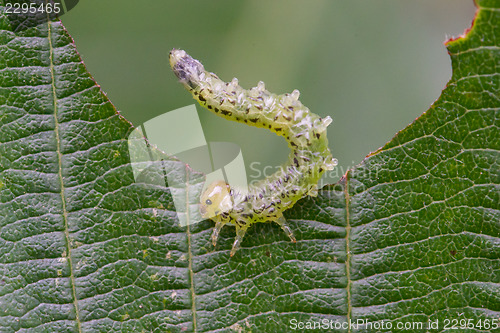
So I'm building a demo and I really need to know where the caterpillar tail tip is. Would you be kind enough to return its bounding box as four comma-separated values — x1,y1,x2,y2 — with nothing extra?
168,49,186,66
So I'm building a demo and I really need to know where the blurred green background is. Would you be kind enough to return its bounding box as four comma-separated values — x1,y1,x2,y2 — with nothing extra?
61,0,475,185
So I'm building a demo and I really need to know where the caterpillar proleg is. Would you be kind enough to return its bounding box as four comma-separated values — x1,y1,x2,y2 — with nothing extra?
169,49,337,256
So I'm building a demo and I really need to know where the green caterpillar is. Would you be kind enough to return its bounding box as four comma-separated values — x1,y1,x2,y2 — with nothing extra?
169,49,336,256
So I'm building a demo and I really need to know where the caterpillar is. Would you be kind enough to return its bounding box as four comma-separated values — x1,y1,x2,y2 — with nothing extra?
169,49,337,256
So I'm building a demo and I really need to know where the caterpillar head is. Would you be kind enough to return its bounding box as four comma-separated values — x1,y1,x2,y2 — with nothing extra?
200,180,233,219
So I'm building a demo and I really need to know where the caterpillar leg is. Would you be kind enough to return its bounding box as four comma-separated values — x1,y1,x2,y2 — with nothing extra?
211,221,225,246
230,228,247,257
307,184,318,197
275,215,297,243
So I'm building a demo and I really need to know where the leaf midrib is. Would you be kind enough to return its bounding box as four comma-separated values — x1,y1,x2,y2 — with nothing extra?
185,162,198,333
47,17,82,332
344,176,352,332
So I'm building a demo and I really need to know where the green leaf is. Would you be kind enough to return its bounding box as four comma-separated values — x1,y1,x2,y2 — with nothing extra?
0,1,498,333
